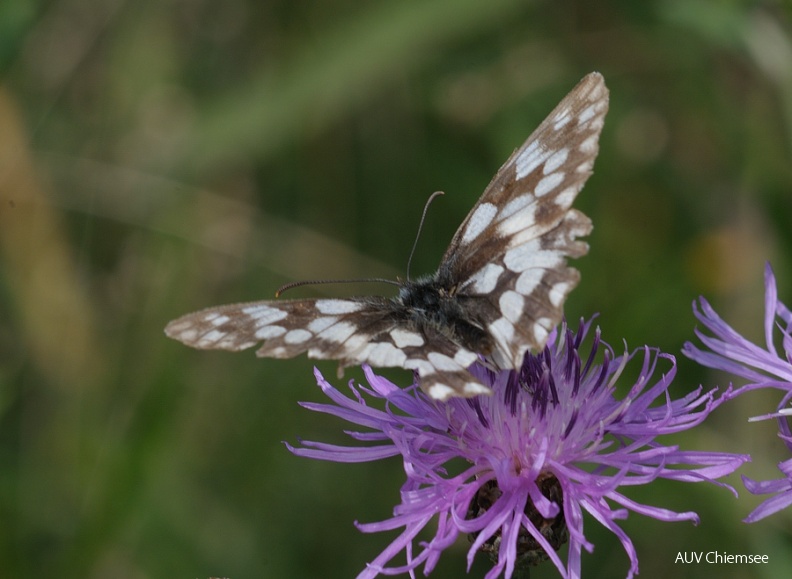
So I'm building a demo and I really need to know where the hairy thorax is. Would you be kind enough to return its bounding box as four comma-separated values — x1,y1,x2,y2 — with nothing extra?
395,276,493,355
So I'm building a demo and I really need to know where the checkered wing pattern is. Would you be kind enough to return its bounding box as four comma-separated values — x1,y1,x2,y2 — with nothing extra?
440,72,607,370
165,297,487,399
165,73,609,400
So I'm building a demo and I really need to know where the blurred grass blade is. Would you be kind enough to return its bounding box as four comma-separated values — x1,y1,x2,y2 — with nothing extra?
183,0,530,174
0,88,103,390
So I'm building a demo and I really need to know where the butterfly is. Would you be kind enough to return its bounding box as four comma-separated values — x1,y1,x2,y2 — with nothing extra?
165,72,609,400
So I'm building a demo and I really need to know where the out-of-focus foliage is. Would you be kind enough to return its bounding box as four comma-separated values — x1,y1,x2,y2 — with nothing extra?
0,1,791,577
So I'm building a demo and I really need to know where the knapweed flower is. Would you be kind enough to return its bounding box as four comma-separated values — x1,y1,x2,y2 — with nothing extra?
741,396,792,523
684,263,792,522
289,319,747,579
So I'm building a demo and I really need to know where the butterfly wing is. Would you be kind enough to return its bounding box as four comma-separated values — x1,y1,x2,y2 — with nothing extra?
166,297,397,364
165,296,492,400
439,72,608,368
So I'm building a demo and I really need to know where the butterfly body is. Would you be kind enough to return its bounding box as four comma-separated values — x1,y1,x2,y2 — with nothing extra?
395,275,494,357
166,73,609,400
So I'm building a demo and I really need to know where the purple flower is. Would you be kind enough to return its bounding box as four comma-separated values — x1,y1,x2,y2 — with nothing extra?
684,263,792,522
289,319,747,579
683,263,792,398
741,398,792,523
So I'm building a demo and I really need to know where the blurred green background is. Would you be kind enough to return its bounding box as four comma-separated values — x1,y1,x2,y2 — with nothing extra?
1,0,792,577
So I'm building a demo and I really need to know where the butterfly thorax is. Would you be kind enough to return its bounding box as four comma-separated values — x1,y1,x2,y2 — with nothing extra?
395,276,493,355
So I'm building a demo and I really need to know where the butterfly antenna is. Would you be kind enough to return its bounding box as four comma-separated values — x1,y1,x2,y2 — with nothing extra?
275,277,401,297
406,191,445,281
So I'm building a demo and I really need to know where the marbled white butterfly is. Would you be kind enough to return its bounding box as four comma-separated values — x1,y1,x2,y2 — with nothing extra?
165,72,608,400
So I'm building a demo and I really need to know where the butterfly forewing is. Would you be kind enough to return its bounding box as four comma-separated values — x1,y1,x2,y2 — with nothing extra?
165,73,609,400
166,297,394,361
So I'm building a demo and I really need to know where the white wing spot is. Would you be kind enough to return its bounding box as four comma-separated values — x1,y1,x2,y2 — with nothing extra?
504,240,563,272
242,305,288,325
498,194,533,221
209,314,230,326
533,321,550,346
360,342,407,366
534,172,564,197
499,290,524,324
510,221,562,247
504,242,536,272
390,328,425,348
497,204,538,237
553,108,572,130
308,316,339,334
466,263,504,294
579,135,599,154
344,334,370,357
555,185,577,210
503,239,546,272
461,203,498,244
427,352,461,372
489,317,514,342
543,148,569,174
454,349,478,367
405,358,434,374
255,325,287,339
315,300,364,315
516,269,543,295
178,329,198,342
549,282,571,307
488,318,515,360
464,382,491,396
516,140,550,180
197,330,225,347
285,329,312,344
578,104,597,124
323,321,358,344
428,383,455,401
